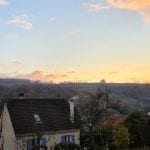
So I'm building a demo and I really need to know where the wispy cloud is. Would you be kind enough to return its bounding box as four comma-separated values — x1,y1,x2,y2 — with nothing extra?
50,17,56,21
0,0,8,6
0,72,18,78
83,2,109,12
108,71,118,75
66,29,80,36
12,61,22,65
7,15,33,30
84,0,150,23
67,71,76,74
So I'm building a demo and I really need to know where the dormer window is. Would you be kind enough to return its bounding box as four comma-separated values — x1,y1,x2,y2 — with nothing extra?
34,113,42,123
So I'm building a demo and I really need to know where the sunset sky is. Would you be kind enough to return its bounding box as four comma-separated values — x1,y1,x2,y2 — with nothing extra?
0,0,150,83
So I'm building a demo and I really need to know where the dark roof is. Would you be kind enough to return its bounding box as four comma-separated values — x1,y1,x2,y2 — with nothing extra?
7,99,74,135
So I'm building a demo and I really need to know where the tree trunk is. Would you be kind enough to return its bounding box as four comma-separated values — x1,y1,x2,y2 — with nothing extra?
90,126,95,150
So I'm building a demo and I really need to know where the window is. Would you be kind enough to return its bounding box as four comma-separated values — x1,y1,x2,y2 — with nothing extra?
71,135,75,143
61,135,75,144
40,138,46,145
65,135,71,143
27,138,46,150
34,113,42,123
27,139,33,150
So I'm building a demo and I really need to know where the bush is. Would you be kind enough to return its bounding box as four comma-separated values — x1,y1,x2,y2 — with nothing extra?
113,125,130,150
54,143,80,150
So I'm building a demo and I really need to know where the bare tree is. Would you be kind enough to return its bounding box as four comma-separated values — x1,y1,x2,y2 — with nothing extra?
78,87,124,149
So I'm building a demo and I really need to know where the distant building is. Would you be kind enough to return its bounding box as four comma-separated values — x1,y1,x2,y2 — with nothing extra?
0,98,80,150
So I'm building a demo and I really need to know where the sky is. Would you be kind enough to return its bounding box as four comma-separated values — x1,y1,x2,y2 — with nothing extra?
0,0,150,83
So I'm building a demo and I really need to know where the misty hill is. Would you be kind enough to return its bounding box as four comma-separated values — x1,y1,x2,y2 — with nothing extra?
0,78,32,87
0,78,150,112
59,82,150,111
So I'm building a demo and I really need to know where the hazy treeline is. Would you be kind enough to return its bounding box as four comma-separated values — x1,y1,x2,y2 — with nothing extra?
0,78,150,112
0,79,79,100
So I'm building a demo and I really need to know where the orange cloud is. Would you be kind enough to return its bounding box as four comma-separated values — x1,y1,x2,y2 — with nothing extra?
107,0,150,10
16,70,69,83
84,0,150,23
25,70,44,81
44,73,68,81
140,9,150,23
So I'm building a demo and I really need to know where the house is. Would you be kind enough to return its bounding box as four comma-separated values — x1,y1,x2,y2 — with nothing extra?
0,98,80,150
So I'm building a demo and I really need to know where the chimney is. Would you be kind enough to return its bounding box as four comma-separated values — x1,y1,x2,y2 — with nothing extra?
19,93,24,99
69,99,75,124
69,96,79,124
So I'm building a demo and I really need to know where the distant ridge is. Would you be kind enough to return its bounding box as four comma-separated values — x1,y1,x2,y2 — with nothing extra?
0,78,32,87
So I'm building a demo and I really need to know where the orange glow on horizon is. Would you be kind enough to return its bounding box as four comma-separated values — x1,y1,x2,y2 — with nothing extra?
19,64,150,83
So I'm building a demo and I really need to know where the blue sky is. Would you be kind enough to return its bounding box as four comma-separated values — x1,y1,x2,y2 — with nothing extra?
0,0,150,83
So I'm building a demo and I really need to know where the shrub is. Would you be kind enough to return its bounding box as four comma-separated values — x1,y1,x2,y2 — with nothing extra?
54,143,80,150
113,125,130,150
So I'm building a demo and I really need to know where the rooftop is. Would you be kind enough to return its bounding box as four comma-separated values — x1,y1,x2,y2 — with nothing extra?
7,98,74,135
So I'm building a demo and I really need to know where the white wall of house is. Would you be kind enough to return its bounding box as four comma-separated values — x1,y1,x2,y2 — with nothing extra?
17,129,80,150
45,129,80,149
1,103,17,150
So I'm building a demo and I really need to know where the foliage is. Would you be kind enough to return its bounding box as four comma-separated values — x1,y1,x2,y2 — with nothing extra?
74,108,82,129
124,112,142,146
113,125,130,150
124,111,150,147
140,119,150,146
54,143,80,150
99,123,114,148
